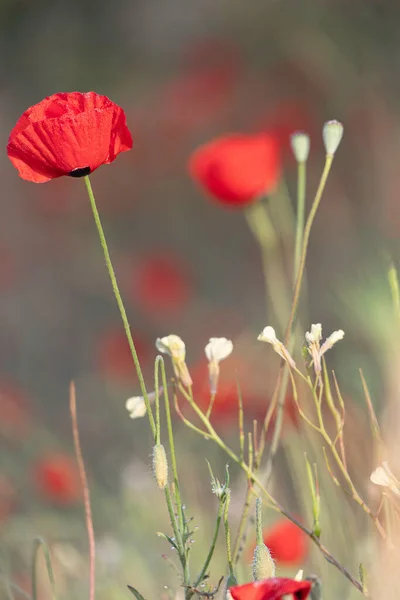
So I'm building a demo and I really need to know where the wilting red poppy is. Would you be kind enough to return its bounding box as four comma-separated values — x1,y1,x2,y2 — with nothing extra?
230,578,311,600
33,454,81,505
130,253,192,316
189,134,280,207
97,327,151,380
7,92,132,183
253,519,308,565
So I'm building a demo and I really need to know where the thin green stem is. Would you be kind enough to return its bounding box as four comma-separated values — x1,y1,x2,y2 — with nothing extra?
284,154,334,345
83,176,156,440
255,498,263,545
205,393,216,419
245,201,289,329
154,357,162,446
159,360,184,534
294,160,306,281
223,491,234,576
31,538,57,600
191,500,225,594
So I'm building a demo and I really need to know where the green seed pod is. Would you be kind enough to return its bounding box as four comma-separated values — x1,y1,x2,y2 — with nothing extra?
152,444,168,490
252,543,275,581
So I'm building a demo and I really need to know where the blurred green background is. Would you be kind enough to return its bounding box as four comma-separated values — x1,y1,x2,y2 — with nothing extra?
2,1,400,598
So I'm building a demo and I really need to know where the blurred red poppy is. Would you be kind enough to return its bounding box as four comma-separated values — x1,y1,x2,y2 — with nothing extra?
33,454,81,504
0,382,31,440
189,134,280,207
97,327,151,380
254,519,308,565
230,578,311,600
7,92,132,183
130,253,192,316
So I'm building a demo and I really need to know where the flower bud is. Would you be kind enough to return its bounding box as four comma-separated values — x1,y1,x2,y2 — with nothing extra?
322,120,343,156
290,132,310,163
152,444,168,490
252,543,275,581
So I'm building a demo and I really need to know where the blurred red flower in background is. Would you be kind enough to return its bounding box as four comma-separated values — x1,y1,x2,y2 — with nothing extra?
7,92,132,183
0,382,31,440
157,38,240,136
189,360,300,431
129,253,192,316
250,519,308,566
229,578,311,600
189,134,280,207
97,327,151,380
33,454,81,505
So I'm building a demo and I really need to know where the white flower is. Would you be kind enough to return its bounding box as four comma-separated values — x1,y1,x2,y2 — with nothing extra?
205,337,233,394
257,326,296,369
370,461,400,496
126,395,147,419
305,323,322,345
125,388,163,419
155,335,192,387
320,329,345,354
205,337,233,363
156,335,186,361
305,323,344,376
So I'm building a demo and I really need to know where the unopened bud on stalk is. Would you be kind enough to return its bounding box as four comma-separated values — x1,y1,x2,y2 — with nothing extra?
252,543,275,581
252,498,275,581
290,132,310,163
152,444,168,490
322,120,343,156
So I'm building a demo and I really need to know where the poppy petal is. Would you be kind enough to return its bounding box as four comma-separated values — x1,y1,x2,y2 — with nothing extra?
7,92,132,183
189,134,280,207
230,578,312,600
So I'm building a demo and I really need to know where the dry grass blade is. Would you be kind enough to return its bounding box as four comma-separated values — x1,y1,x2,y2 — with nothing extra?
69,381,95,600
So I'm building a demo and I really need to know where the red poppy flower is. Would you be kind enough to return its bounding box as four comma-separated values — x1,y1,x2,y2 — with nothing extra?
229,578,311,600
33,454,81,505
7,92,132,183
258,519,308,565
130,253,192,316
189,134,280,207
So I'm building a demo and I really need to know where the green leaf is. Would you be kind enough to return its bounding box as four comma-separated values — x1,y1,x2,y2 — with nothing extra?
127,585,147,600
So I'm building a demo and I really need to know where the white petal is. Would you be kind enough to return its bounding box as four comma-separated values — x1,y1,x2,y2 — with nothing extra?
257,326,278,344
155,334,186,360
305,323,322,345
125,396,147,419
370,462,397,489
205,337,233,362
320,329,344,355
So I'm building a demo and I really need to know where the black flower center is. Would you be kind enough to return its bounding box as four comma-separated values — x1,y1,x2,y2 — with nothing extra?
68,166,91,178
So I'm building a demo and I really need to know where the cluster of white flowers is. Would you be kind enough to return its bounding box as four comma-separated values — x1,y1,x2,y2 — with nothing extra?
126,335,233,419
126,323,345,418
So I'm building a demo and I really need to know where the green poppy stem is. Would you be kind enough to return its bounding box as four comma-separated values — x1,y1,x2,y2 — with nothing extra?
83,175,156,439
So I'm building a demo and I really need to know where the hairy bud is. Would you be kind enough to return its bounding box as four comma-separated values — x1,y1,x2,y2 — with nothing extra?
152,444,168,490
